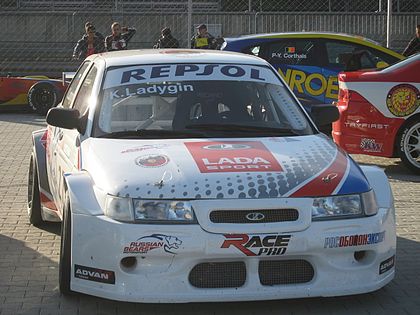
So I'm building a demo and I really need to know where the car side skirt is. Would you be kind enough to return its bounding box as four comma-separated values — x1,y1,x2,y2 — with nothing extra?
32,129,60,221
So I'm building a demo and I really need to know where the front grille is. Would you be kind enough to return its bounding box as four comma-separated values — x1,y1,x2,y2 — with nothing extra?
189,262,246,288
259,260,314,285
210,209,299,223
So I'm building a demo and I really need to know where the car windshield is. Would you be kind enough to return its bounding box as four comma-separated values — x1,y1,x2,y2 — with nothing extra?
95,63,314,138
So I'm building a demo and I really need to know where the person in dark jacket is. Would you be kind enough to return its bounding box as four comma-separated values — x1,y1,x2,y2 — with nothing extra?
403,25,420,57
85,21,104,42
105,22,136,52
72,24,105,60
153,27,179,49
191,24,216,49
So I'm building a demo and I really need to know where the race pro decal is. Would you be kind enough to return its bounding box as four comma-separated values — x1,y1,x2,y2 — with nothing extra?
386,84,420,117
185,141,282,173
74,265,115,284
135,154,169,167
221,234,291,256
123,234,182,254
324,231,385,248
379,255,395,275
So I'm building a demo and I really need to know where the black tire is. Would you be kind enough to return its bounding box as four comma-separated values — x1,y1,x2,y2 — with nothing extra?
27,154,44,226
59,200,73,295
28,82,58,115
398,119,420,174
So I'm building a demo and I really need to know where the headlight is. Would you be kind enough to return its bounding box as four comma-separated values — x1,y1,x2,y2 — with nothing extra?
133,199,195,223
312,190,378,220
104,195,134,222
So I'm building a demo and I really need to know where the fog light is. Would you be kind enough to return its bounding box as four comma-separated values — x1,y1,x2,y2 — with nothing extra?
354,251,366,262
121,256,137,269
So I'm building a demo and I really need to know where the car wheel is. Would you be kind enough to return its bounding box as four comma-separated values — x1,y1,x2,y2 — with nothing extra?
398,119,420,174
28,154,44,226
28,82,58,115
59,200,73,295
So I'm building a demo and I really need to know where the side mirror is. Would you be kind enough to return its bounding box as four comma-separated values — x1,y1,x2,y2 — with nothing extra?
46,107,80,130
310,104,340,127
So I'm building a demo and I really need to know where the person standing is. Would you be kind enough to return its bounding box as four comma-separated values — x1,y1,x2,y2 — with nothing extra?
105,22,136,52
153,27,179,49
85,21,104,42
403,25,420,57
191,24,215,49
72,24,105,60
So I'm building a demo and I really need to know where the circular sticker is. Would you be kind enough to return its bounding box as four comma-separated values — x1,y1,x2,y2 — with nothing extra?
135,155,169,167
386,84,420,117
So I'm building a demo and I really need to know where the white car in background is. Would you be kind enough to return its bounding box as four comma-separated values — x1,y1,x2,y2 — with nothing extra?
28,49,396,302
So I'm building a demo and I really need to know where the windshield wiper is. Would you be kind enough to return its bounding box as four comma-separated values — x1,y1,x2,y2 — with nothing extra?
185,124,300,136
97,129,207,139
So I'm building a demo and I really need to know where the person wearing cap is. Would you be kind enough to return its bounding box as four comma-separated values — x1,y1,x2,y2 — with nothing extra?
72,23,105,60
153,27,179,49
191,24,216,49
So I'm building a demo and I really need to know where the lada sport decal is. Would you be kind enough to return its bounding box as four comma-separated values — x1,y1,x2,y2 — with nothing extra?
185,141,283,173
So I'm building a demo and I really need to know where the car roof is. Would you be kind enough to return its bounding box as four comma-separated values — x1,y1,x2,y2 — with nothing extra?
224,32,404,59
87,49,269,67
225,32,380,44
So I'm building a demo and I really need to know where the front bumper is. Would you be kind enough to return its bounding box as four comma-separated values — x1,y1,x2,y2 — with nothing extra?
70,205,396,303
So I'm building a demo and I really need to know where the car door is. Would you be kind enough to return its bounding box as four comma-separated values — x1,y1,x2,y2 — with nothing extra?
47,61,92,211
259,38,324,106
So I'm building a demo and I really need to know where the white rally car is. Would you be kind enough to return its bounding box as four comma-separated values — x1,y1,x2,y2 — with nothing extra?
28,49,396,302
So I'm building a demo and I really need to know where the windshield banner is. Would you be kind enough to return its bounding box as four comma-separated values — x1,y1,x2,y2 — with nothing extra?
104,64,280,89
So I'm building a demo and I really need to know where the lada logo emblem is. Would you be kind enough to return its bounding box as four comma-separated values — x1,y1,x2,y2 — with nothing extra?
322,173,338,183
203,144,251,150
245,212,265,221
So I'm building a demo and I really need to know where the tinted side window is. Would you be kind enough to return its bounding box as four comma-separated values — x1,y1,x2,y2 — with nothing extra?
325,41,400,68
325,41,372,67
62,62,91,108
72,66,98,114
265,39,318,65
363,47,400,65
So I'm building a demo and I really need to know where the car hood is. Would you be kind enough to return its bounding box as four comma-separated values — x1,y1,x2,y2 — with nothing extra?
82,135,370,199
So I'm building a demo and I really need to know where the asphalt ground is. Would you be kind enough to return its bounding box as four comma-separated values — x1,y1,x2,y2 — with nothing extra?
0,112,419,315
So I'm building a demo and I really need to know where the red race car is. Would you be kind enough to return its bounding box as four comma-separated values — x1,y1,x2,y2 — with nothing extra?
333,54,420,173
0,75,69,114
